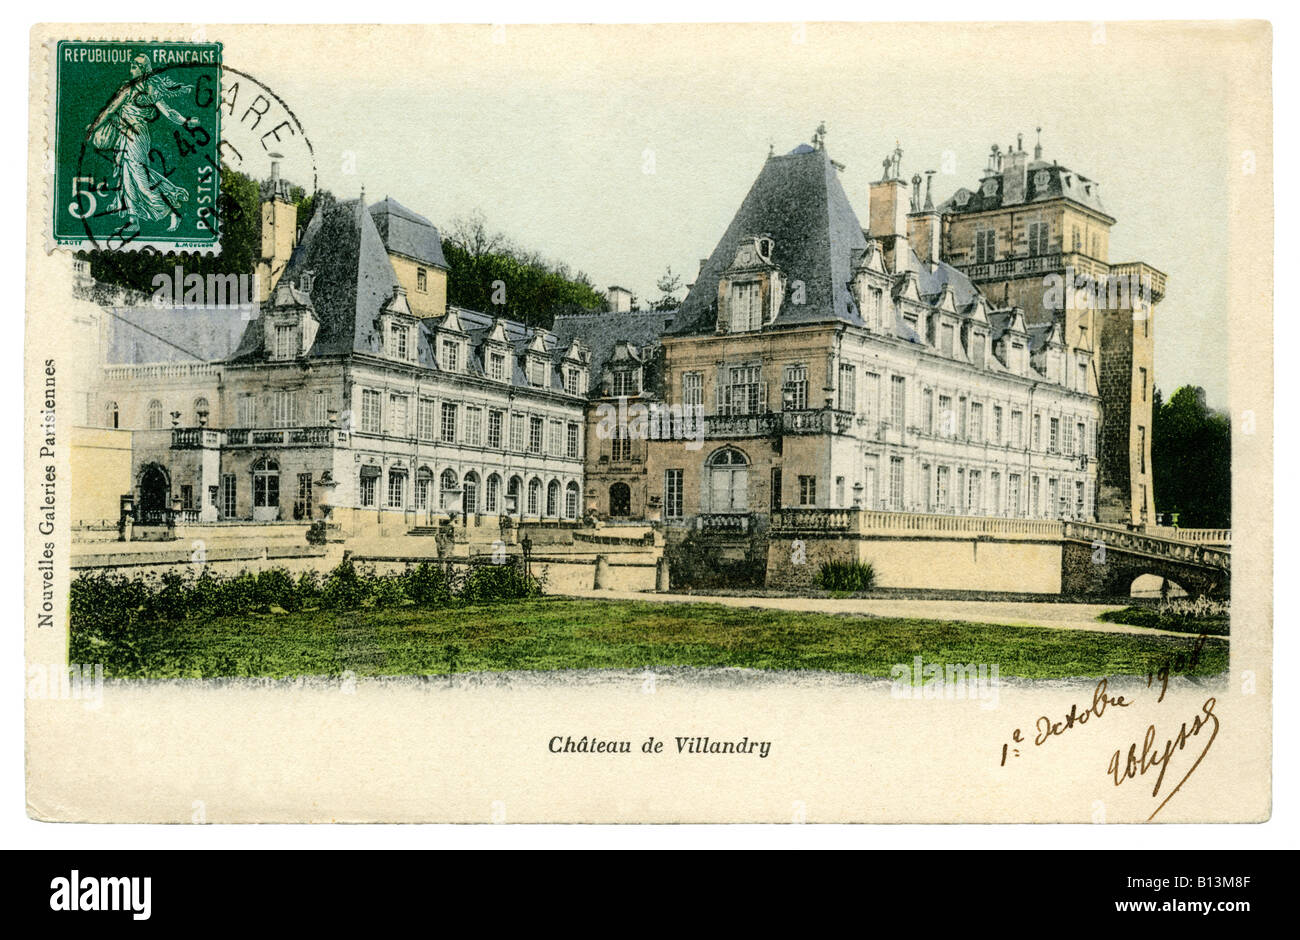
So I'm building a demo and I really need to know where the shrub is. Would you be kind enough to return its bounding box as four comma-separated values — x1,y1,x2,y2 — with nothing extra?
255,567,300,612
815,559,877,593
370,574,408,609
664,531,766,590
306,521,328,546
404,561,453,607
319,558,369,610
146,570,192,622
295,570,322,609
460,559,542,603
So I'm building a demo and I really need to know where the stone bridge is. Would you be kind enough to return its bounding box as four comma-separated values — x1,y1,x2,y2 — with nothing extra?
1060,522,1231,598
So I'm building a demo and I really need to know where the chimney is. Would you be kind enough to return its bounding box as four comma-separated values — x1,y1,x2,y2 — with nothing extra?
1002,135,1029,205
257,152,298,300
607,285,634,313
869,176,909,240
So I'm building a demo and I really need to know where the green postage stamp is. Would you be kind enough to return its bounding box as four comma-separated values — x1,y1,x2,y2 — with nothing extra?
50,40,223,253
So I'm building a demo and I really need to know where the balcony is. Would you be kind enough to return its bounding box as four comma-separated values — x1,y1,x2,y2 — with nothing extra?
703,408,853,439
224,426,348,447
696,512,753,536
170,427,223,449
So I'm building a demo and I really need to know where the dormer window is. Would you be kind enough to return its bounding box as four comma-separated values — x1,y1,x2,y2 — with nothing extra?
613,369,640,397
439,339,461,373
273,323,299,360
416,268,428,292
527,357,547,387
565,367,584,395
729,281,761,333
299,271,315,293
390,324,409,360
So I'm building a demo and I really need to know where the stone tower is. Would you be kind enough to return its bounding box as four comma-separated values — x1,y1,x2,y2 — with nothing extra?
255,154,298,302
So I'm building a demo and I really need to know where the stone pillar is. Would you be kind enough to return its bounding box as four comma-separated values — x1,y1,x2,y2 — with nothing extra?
655,556,670,592
593,554,610,590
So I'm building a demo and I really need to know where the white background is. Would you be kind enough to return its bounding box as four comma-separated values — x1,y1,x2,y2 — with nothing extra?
1,0,1291,850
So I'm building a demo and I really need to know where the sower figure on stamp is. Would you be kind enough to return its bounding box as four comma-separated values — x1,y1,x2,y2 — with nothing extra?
87,55,199,232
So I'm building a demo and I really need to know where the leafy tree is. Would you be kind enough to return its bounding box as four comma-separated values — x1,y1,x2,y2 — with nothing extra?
1151,385,1231,528
653,266,683,310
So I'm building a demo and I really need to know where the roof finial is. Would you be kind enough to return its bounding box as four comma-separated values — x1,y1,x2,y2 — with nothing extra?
1034,126,1043,161
359,183,366,204
768,140,774,159
812,121,827,150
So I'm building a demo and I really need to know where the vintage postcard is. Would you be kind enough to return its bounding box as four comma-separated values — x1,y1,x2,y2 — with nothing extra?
24,21,1272,823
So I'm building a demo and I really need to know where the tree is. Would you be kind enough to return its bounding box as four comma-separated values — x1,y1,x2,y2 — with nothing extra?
653,266,683,310
1151,385,1231,528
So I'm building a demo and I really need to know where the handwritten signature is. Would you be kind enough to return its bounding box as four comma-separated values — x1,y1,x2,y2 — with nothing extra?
1107,697,1219,821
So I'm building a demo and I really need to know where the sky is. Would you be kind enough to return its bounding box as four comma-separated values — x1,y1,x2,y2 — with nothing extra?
216,21,1255,408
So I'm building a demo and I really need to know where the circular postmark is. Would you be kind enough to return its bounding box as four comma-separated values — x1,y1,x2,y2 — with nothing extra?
73,57,317,289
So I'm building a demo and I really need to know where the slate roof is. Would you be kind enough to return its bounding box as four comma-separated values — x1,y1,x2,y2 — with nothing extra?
368,197,449,269
669,145,867,335
940,161,1111,219
552,308,676,377
105,305,250,364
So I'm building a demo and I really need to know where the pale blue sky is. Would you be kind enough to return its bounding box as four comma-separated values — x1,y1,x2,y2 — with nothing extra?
244,22,1240,407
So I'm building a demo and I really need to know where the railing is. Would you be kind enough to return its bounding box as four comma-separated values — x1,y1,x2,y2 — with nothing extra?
102,362,219,383
224,426,346,447
770,507,861,532
703,408,854,438
1064,522,1230,570
1148,526,1231,546
171,427,223,449
769,507,1067,539
956,251,1111,284
697,512,752,535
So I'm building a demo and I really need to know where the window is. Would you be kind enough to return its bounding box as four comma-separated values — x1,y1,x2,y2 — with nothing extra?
506,477,522,514
565,481,580,519
105,400,120,429
252,457,279,508
1139,426,1146,473
1072,226,1082,252
565,368,581,395
440,470,459,511
1048,477,1060,518
220,473,236,518
566,423,580,459
440,402,457,443
835,476,846,507
970,402,983,442
415,468,432,509
1062,421,1073,455
527,478,542,516
936,466,950,511
391,324,409,360
193,397,209,425
889,457,904,510
417,399,435,441
707,448,749,512
612,426,631,462
389,394,408,436
180,484,194,510
361,389,381,434
783,364,808,411
272,389,296,428
440,339,459,372
975,228,997,264
464,473,479,514
938,395,953,437
1139,367,1148,401
488,410,504,449
971,334,986,368
613,369,639,397
958,397,968,438
147,399,164,430
866,286,884,329
489,352,506,382
359,472,377,508
509,414,525,451
546,480,560,517
1028,220,1050,255
1049,417,1060,453
1032,413,1042,450
968,470,982,515
485,474,500,513
665,469,684,518
682,372,703,412
863,372,880,426
838,363,856,412
990,472,1001,516
528,358,546,387
798,475,817,506
548,419,562,456
1076,480,1086,518
1008,474,1021,516
771,468,782,510
274,324,298,360
465,407,483,446
416,267,427,292
294,473,313,520
529,416,543,454
724,365,762,415
941,323,955,356
992,406,1003,444
890,376,906,428
386,472,404,509
1031,476,1041,516
1077,422,1087,456
729,281,761,332
312,390,330,426
1011,410,1024,447
923,388,934,434
1079,361,1089,393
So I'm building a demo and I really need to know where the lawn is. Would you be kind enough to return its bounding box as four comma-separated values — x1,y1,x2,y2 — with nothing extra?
75,597,1229,681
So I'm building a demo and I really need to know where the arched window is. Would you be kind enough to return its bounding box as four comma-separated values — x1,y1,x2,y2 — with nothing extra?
252,457,280,508
565,481,580,519
546,479,560,517
147,399,164,430
527,477,542,516
415,467,433,509
464,472,480,514
707,447,749,512
485,473,501,513
609,482,631,517
440,469,459,511
387,469,406,509
507,475,523,515
105,400,119,429
193,397,210,425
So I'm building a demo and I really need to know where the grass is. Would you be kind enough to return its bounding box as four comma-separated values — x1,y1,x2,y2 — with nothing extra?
1098,598,1230,636
76,597,1229,681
